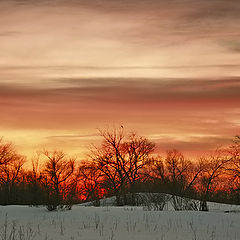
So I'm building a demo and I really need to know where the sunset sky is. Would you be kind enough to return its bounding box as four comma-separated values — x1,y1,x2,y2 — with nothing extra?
0,0,240,160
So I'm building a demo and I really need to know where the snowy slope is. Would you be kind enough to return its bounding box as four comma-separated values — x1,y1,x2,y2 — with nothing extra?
80,193,240,212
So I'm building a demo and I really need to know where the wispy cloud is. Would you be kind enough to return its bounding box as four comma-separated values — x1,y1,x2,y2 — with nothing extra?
2,76,239,101
0,77,239,132
46,133,100,140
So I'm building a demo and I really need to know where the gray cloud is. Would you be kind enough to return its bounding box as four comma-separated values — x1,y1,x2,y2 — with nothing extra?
46,133,99,140
155,135,234,153
48,76,240,103
222,40,240,53
0,31,19,37
1,76,240,104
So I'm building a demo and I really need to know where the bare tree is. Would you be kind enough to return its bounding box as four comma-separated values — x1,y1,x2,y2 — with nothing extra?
121,133,155,204
165,150,202,210
0,139,17,166
225,136,240,202
165,150,190,192
228,136,240,178
197,150,231,211
77,160,103,206
150,150,204,210
153,151,202,195
91,127,155,205
0,139,25,204
42,150,75,210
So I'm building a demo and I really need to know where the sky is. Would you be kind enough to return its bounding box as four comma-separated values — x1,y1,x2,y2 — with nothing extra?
0,0,240,160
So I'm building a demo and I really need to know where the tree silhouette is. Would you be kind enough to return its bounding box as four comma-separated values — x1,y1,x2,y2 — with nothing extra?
42,150,75,210
0,139,25,204
91,127,155,205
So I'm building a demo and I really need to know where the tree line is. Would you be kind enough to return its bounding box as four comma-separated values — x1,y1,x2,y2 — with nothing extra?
0,128,239,211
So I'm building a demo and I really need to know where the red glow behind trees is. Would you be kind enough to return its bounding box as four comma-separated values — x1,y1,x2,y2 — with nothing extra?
89,127,155,205
0,132,239,210
41,150,75,210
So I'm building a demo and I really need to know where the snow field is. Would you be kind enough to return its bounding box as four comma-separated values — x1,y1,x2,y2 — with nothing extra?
0,205,240,240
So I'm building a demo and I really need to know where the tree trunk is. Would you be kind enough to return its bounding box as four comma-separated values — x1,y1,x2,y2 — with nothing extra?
200,200,208,211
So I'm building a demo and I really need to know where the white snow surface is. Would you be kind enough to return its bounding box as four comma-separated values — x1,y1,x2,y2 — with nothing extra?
0,202,240,240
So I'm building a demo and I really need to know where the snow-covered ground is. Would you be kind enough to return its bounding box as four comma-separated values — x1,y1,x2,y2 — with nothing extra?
0,203,240,240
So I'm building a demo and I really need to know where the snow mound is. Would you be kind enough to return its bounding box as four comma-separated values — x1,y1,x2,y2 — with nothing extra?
80,193,240,212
